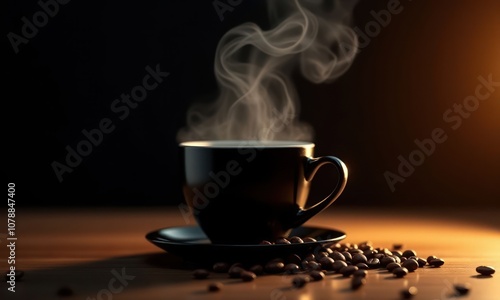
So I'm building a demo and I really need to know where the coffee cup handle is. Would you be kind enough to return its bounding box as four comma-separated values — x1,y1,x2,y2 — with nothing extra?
291,156,348,228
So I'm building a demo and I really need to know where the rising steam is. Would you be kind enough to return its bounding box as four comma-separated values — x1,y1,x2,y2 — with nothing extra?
178,0,358,142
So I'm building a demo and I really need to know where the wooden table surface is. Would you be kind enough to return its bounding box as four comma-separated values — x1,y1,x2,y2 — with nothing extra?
1,207,499,300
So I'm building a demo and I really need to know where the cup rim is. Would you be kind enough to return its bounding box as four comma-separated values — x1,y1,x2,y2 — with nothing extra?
179,140,315,148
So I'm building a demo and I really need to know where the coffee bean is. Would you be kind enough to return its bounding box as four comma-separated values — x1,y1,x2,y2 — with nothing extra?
393,243,403,250
276,237,291,245
393,267,409,278
359,241,373,251
342,251,352,262
330,243,342,251
228,266,245,278
380,256,396,267
426,255,438,264
207,282,223,292
392,255,402,264
213,262,230,273
391,250,403,258
308,261,322,271
193,269,210,279
340,265,359,277
353,269,367,278
367,258,380,269
349,248,364,255
329,251,345,261
415,257,426,268
402,259,419,272
453,283,470,295
292,276,309,288
309,270,325,281
319,256,334,270
304,253,316,262
402,250,417,258
241,271,257,282
317,251,329,258
249,264,264,275
363,249,378,259
302,237,317,243
429,258,445,268
351,276,366,290
289,236,304,244
260,240,273,245
401,286,418,299
56,286,74,297
286,254,302,265
265,261,285,274
332,260,348,272
352,253,368,264
356,263,369,270
284,263,300,274
386,262,401,272
476,265,495,276
5,270,24,281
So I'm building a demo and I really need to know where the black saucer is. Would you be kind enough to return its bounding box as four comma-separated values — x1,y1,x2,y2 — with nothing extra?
146,226,346,263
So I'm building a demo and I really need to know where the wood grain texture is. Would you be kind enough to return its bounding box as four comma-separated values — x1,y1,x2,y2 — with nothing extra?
1,207,499,300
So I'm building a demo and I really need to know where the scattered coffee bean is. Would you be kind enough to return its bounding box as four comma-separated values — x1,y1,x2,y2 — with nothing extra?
260,240,273,245
363,249,378,259
349,248,364,255
429,258,445,268
56,286,74,297
342,251,352,262
351,276,366,290
356,263,369,270
309,270,325,281
286,254,302,265
308,261,322,271
228,266,245,278
353,269,367,278
401,286,418,299
380,256,396,267
207,282,223,292
317,251,329,258
453,283,470,295
352,253,368,265
402,250,417,258
249,264,264,275
304,253,316,262
5,270,24,281
393,267,409,278
392,250,403,258
265,261,285,274
367,258,380,269
416,257,427,268
213,262,230,273
426,255,438,264
340,265,359,277
241,271,257,282
386,262,401,272
319,256,335,270
393,243,403,250
476,265,495,276
289,236,304,244
276,237,291,245
302,237,317,243
329,251,345,261
332,260,348,272
193,269,210,279
392,255,402,264
402,259,419,272
284,263,300,274
292,276,309,288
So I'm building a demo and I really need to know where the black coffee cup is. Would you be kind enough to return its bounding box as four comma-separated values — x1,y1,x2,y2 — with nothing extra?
180,140,347,244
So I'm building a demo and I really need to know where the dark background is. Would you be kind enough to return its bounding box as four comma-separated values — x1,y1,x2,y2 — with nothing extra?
4,0,500,208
